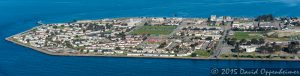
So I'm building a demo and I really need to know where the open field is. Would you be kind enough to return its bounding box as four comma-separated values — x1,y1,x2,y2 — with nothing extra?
230,31,263,40
193,50,212,58
130,26,177,35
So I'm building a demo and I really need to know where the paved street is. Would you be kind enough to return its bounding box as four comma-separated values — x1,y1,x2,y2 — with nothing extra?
210,23,231,59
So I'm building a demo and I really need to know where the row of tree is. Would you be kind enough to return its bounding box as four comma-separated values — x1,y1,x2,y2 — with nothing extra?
257,41,300,54
257,43,281,53
286,41,300,54
255,14,274,22
226,38,265,46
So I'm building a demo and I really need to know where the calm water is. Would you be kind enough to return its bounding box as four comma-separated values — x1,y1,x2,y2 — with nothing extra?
1,0,300,76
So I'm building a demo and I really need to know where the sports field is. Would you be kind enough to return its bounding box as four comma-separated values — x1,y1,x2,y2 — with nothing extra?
130,26,177,35
230,31,263,40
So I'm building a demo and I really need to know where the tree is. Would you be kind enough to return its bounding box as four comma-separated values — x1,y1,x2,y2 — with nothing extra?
53,26,58,29
105,24,113,29
235,43,241,53
205,37,213,40
235,43,241,58
190,43,199,49
259,44,281,54
246,41,252,45
239,39,247,44
255,14,274,22
258,46,267,53
107,35,112,40
265,43,274,53
137,48,143,50
267,47,274,53
228,38,237,46
174,45,180,49
258,38,265,44
273,45,282,52
115,47,121,50
288,41,300,54
116,32,126,40
191,53,197,57
143,37,147,40
180,32,185,36
65,41,73,48
144,22,149,26
158,42,167,48
251,38,259,44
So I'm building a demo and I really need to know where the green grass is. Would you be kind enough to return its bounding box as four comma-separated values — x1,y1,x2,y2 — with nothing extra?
231,31,263,40
266,37,289,41
130,26,176,35
194,50,211,57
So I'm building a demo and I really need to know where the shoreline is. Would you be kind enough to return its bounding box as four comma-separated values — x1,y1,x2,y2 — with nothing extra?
5,37,300,62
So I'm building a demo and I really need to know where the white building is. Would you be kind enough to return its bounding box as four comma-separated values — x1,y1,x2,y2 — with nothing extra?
240,45,257,52
210,15,217,21
127,53,142,56
114,50,124,54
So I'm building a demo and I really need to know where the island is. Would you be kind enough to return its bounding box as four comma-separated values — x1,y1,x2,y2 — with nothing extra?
6,15,300,60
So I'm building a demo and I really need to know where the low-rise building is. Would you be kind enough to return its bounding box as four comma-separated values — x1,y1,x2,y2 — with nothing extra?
240,45,258,52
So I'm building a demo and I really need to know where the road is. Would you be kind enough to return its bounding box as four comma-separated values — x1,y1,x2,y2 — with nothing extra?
209,23,231,59
168,22,186,37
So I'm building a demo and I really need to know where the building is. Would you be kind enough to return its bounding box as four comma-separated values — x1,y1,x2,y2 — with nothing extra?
210,15,217,21
240,45,258,52
127,53,142,56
